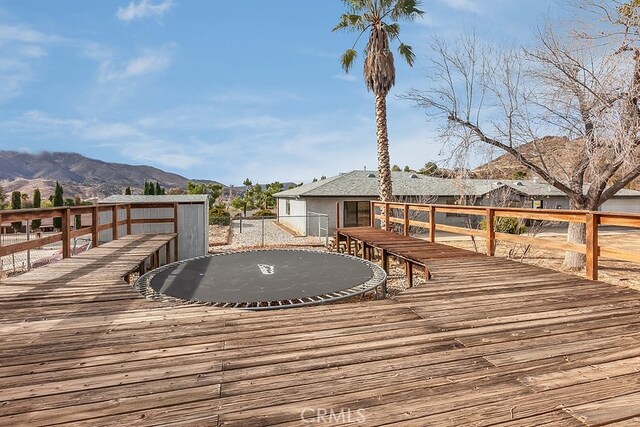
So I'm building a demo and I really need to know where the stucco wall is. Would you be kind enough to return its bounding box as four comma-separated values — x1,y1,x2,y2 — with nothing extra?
277,198,307,235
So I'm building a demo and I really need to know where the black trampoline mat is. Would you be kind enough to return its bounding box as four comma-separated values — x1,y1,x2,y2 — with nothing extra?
148,250,378,303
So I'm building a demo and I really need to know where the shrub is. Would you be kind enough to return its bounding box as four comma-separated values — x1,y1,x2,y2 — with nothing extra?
252,209,276,217
209,205,231,226
479,216,527,235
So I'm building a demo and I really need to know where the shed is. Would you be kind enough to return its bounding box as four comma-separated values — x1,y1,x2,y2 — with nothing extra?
99,195,209,261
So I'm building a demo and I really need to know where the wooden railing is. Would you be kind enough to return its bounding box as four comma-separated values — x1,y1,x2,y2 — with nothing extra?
371,201,640,281
0,203,179,261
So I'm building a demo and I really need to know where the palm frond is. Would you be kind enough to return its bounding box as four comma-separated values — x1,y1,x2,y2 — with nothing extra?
391,0,424,21
384,23,400,40
344,0,368,13
398,43,416,66
341,49,358,73
333,13,366,32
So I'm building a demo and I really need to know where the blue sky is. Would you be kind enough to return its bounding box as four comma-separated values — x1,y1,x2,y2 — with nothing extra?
0,0,560,186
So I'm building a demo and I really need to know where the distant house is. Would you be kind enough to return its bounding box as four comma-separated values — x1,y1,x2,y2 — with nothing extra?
274,170,640,236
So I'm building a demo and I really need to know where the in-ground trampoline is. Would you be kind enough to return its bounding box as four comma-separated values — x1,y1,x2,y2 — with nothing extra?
135,249,387,310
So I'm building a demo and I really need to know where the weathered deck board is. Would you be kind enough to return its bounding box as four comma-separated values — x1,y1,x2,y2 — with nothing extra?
1,228,640,425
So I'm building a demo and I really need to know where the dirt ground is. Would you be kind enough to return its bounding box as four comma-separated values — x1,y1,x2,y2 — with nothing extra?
209,224,230,246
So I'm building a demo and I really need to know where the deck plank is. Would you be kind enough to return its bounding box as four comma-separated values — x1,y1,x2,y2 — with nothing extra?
0,228,639,425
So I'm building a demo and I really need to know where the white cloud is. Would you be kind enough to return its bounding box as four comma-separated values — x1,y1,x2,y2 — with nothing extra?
0,24,62,44
82,122,145,140
118,51,172,78
20,45,48,58
97,48,173,82
0,59,32,103
0,24,63,102
438,0,482,13
333,73,357,82
116,0,175,22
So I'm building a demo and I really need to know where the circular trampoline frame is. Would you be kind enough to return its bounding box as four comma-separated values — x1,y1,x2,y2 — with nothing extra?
134,249,387,310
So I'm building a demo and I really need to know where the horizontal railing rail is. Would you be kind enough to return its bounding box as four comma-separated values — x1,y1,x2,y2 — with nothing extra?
370,201,640,281
0,203,179,261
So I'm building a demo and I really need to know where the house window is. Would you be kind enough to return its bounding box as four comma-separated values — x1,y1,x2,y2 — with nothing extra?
343,201,370,227
285,200,291,215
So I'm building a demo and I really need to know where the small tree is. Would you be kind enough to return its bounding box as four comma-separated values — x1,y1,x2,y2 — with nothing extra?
263,181,284,209
52,181,64,231
0,185,6,209
392,164,401,172
209,203,231,226
11,191,22,231
186,181,222,205
231,196,253,217
419,162,438,176
31,188,42,231
124,186,132,195
403,165,410,172
231,179,258,216
143,181,153,195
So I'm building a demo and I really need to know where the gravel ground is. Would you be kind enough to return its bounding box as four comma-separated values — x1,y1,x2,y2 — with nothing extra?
210,219,327,252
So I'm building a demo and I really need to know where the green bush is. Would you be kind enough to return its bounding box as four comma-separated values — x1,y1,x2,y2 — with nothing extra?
479,216,527,235
209,205,231,226
252,209,276,217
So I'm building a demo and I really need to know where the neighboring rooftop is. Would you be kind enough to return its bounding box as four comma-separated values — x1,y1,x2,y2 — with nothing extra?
274,170,640,199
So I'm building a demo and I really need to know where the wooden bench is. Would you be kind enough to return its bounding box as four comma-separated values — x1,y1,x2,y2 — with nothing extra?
336,227,484,287
2,233,178,287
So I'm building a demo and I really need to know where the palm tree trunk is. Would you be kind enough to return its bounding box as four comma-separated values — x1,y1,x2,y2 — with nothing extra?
375,93,393,202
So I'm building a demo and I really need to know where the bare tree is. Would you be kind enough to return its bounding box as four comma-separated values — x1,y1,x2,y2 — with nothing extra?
405,6,640,270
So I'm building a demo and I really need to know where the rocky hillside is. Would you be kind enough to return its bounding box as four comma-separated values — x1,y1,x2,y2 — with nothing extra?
472,137,640,190
0,151,221,200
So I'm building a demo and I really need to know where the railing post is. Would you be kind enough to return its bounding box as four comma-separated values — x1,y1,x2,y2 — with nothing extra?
403,204,410,236
428,206,436,243
62,208,71,258
111,205,118,241
486,208,495,256
370,201,375,228
173,203,179,233
384,202,390,232
586,212,599,281
92,206,99,248
126,204,132,236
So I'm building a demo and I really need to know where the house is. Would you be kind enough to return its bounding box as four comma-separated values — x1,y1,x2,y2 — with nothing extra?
274,170,640,236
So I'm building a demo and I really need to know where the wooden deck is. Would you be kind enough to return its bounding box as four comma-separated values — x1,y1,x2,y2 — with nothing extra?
2,231,640,425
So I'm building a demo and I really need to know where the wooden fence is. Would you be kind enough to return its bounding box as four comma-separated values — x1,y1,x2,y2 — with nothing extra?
0,203,179,261
371,201,640,281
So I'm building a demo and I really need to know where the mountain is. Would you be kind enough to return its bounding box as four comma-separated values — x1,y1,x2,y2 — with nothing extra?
0,151,222,200
472,137,640,191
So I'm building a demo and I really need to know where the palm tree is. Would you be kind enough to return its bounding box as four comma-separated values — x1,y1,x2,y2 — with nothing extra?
334,0,423,201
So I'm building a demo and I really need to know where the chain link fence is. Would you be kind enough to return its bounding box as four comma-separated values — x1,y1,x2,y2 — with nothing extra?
1,231,92,278
213,215,329,249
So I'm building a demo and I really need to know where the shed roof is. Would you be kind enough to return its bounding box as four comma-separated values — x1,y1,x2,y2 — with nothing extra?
99,195,209,204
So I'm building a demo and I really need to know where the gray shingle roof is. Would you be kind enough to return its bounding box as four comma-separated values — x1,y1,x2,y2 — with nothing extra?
274,170,640,199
